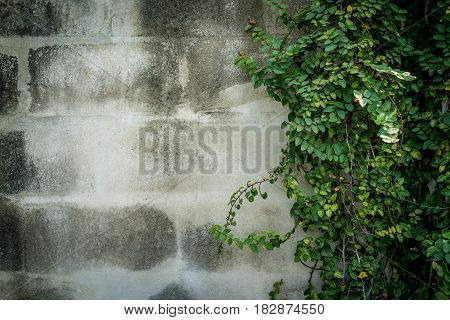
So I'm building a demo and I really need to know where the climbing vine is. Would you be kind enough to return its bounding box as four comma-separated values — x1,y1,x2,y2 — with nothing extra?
210,0,449,299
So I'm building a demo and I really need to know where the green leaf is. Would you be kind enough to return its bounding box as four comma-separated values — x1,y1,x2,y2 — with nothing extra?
273,38,282,50
343,93,352,103
345,104,354,111
254,79,264,89
301,140,309,151
323,105,334,112
273,67,285,74
325,43,337,52
311,125,319,134
435,291,448,300
333,143,344,155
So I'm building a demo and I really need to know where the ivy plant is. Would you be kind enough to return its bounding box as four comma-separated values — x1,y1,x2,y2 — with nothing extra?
210,0,449,299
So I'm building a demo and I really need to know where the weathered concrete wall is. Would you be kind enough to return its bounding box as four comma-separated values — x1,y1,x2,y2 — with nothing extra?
0,0,314,299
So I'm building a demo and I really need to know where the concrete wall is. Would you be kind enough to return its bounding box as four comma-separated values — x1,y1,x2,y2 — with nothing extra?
0,0,313,299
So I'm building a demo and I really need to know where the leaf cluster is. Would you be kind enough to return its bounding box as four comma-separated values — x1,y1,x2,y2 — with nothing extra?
211,0,449,299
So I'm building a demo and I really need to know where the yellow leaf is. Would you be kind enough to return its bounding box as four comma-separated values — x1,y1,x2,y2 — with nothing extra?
358,272,368,279
347,5,353,13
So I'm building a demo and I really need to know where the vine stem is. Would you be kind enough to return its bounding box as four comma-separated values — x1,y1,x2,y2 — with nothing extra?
218,170,280,254
224,176,274,229
341,234,347,285
345,121,357,216
299,259,323,272
308,261,319,285
354,249,367,300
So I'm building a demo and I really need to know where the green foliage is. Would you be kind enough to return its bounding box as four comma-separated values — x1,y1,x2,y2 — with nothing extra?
269,279,284,300
210,0,450,299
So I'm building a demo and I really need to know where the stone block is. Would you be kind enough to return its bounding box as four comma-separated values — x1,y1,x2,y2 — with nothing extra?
0,53,19,115
180,38,256,111
0,0,110,36
0,132,34,194
0,273,87,300
181,225,232,271
0,0,301,37
0,197,23,271
148,283,192,300
112,0,267,37
22,205,177,272
28,42,181,114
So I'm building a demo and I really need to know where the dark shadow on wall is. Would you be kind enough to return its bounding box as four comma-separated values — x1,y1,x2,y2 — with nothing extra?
181,225,233,271
137,0,266,37
137,0,267,111
22,206,178,273
0,0,106,36
0,0,62,36
148,283,193,300
0,53,19,115
0,274,77,300
0,197,23,272
28,42,183,115
0,132,36,194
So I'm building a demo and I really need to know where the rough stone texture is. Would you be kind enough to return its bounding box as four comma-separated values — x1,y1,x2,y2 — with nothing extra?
28,42,182,114
0,273,86,300
138,120,197,177
148,283,193,300
134,0,266,37
0,0,300,37
0,132,34,194
181,226,231,271
0,53,19,115
28,155,79,194
22,206,177,272
25,38,263,115
0,117,283,196
0,197,23,271
0,0,59,36
0,0,110,36
180,38,254,111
